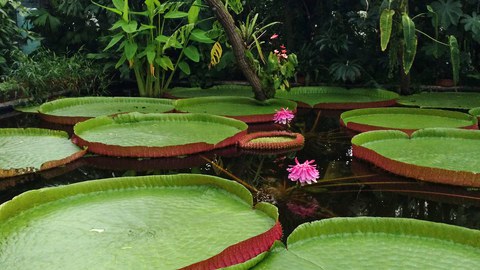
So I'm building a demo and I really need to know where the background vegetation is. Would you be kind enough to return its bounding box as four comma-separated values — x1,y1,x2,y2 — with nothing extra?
1,0,479,101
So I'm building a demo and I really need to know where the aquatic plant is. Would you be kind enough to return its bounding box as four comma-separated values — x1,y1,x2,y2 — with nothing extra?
287,158,319,185
273,107,294,125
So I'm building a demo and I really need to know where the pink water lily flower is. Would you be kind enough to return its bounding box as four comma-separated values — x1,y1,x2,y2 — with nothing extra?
287,158,319,185
273,107,294,125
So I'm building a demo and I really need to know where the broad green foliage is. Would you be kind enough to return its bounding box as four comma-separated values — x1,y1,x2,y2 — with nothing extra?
401,13,417,75
97,0,214,97
380,9,395,51
430,0,463,28
449,36,460,85
461,12,480,42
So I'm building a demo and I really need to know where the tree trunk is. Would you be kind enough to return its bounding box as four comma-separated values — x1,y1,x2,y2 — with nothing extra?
205,0,267,101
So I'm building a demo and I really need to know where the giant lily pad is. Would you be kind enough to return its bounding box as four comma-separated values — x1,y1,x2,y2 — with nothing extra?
73,112,248,157
341,107,478,135
0,174,282,269
174,97,297,123
39,97,175,125
397,92,480,110
352,128,480,187
253,217,480,269
276,87,399,109
0,128,86,178
167,84,254,98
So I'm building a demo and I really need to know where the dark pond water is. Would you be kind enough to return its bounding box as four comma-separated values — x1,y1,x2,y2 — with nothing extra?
1,109,479,238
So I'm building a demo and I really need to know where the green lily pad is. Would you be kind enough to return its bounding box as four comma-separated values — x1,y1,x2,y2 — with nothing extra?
174,97,297,123
0,174,282,269
167,84,254,98
397,92,480,110
0,128,86,178
341,107,478,135
73,112,248,157
253,217,480,269
276,87,399,109
352,128,480,187
39,97,175,125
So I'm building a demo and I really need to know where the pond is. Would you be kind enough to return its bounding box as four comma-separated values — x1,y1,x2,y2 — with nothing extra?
1,108,479,239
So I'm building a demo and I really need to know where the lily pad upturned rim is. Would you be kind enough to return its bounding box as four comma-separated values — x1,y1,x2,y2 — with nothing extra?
351,128,480,187
174,96,298,123
0,128,86,178
39,96,175,125
341,107,478,135
239,131,305,150
0,174,282,269
254,217,480,269
276,86,399,109
73,112,248,157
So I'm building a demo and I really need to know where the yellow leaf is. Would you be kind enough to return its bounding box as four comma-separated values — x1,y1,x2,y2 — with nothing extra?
210,42,223,67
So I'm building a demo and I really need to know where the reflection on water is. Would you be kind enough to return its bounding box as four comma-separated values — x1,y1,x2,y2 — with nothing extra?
1,109,479,239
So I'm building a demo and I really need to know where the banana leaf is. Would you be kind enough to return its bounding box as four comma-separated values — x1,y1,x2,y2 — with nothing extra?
352,128,480,187
341,107,478,135
73,112,248,157
397,92,480,110
253,217,480,269
276,87,399,109
167,84,254,98
0,174,282,269
0,128,86,178
39,97,175,125
174,97,297,123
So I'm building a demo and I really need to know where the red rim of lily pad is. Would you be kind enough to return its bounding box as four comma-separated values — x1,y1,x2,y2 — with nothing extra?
239,131,305,150
352,129,480,187
181,221,282,269
73,113,248,158
340,108,479,135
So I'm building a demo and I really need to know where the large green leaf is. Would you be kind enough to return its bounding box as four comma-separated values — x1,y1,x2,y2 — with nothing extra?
0,128,86,178
341,107,477,134
174,97,297,123
275,87,399,109
397,92,480,110
167,84,254,98
430,0,463,28
401,13,417,75
380,9,395,51
73,112,248,157
253,217,480,269
352,128,480,187
0,174,281,269
39,97,175,125
184,45,200,62
449,35,460,85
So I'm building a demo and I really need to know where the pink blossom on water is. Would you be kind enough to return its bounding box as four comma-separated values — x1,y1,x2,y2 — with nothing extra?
287,158,319,185
270,33,279,39
273,107,295,125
